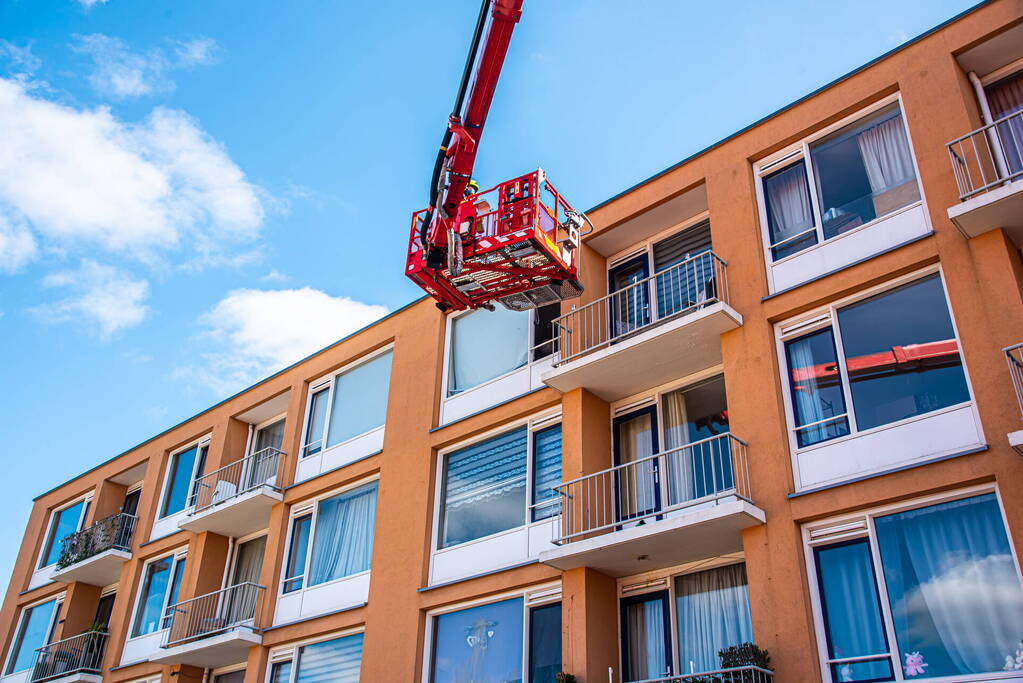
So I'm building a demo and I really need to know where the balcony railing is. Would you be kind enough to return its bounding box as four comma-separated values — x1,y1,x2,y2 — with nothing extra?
56,512,136,570
1006,343,1023,421
162,582,266,648
189,448,284,514
30,631,107,682
553,433,750,545
630,665,773,683
552,251,729,366
947,108,1023,201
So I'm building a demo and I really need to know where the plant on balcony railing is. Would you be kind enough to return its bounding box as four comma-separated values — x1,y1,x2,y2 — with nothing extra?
667,643,772,683
56,512,136,570
30,630,107,683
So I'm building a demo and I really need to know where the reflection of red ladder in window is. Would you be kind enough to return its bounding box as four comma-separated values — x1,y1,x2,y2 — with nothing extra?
791,339,960,391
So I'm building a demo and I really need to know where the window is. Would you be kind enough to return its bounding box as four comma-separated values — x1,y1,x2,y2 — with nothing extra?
529,603,562,683
809,492,1023,682
268,633,364,683
282,482,378,593
431,598,524,682
39,498,89,568
5,598,59,674
160,441,208,517
984,70,1023,175
759,102,920,262
782,274,970,448
301,350,393,457
448,308,529,395
132,553,186,637
439,420,562,548
253,418,286,454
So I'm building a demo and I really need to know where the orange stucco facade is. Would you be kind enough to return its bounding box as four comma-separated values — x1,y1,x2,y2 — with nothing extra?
3,2,1023,682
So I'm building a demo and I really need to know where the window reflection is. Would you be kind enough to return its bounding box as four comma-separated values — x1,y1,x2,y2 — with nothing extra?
431,598,524,683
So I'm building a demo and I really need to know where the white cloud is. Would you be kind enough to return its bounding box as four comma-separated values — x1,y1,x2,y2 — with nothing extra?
0,77,264,266
184,288,388,394
0,41,41,82
172,38,220,68
262,269,288,283
0,212,37,273
34,260,149,339
76,0,109,9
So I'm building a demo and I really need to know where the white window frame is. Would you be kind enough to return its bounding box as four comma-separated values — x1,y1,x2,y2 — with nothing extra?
753,93,926,269
802,484,1023,683
421,582,562,683
277,474,380,597
156,435,211,521
3,593,65,675
775,265,979,460
127,548,188,640
248,413,287,457
431,408,563,554
264,626,366,683
298,345,394,459
37,493,93,570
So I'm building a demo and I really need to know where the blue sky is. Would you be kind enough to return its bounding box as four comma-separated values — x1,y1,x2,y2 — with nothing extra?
0,0,978,583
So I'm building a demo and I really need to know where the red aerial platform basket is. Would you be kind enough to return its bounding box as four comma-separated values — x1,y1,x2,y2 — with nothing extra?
405,169,585,311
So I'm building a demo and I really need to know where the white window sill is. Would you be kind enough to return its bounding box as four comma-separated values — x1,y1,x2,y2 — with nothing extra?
440,357,553,426
430,517,557,585
295,426,384,483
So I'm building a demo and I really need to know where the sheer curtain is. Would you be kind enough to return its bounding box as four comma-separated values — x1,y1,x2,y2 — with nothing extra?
617,413,656,519
309,483,378,585
226,536,266,623
856,115,916,194
662,389,693,506
626,599,668,681
875,493,1023,677
765,163,814,247
675,564,754,674
987,72,1023,175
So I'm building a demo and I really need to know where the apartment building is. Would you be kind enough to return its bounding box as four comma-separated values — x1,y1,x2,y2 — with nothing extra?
3,2,1023,682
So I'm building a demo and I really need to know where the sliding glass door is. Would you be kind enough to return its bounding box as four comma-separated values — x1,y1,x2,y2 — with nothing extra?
613,406,660,523
621,591,673,682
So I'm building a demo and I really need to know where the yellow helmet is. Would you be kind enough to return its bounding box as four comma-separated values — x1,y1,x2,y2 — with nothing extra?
465,179,480,196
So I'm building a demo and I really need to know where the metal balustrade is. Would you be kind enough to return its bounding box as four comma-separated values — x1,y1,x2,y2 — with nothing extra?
56,512,136,570
552,251,729,366
162,582,266,648
1006,343,1023,421
189,447,284,514
30,631,107,682
629,665,773,683
553,433,750,545
947,108,1023,201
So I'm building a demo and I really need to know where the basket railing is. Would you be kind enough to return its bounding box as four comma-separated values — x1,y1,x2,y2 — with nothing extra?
162,582,265,648
188,447,284,513
946,108,1023,201
627,665,773,683
30,631,107,682
56,512,136,570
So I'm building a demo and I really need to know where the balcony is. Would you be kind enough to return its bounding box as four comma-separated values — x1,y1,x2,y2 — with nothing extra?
541,252,742,401
946,109,1023,245
178,448,284,537
636,666,773,683
30,631,106,683
50,513,135,586
150,583,265,669
1006,343,1023,453
539,434,765,577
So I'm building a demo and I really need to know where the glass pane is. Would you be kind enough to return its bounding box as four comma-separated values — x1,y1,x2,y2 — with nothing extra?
814,540,893,682
532,303,559,361
529,603,562,683
616,411,658,520
623,594,669,681
811,105,919,240
284,515,311,593
785,328,851,447
213,672,246,683
837,274,969,432
133,558,172,636
986,71,1023,175
41,500,85,567
121,489,141,516
297,633,363,683
653,221,714,318
441,428,527,548
610,259,650,337
6,599,56,674
254,418,286,453
309,483,378,585
303,388,329,457
763,160,817,260
162,558,186,629
674,564,753,674
326,351,393,447
270,661,293,683
662,376,732,504
161,446,199,517
94,593,116,630
531,425,562,522
449,308,528,395
875,493,1023,679
431,598,524,683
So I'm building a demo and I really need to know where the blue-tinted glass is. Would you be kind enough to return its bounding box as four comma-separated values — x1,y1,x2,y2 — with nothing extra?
326,351,393,448
764,161,817,260
441,428,527,548
449,308,528,395
610,258,650,337
837,275,969,432
162,446,198,517
532,426,562,521
41,500,85,567
309,483,377,585
6,599,56,674
297,633,363,683
529,603,561,683
875,494,1023,679
133,557,172,636
431,598,523,683
284,515,311,593
162,558,186,628
303,388,329,457
785,328,850,447
814,540,893,682
270,661,293,683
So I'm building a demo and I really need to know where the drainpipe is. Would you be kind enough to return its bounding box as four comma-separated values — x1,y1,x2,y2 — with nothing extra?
968,70,1010,181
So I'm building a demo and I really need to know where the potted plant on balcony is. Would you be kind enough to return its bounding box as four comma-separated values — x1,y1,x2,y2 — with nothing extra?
718,643,771,682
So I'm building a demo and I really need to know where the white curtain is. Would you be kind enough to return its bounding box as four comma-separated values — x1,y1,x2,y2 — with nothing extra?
449,309,528,394
626,599,667,681
987,73,1023,175
856,115,915,194
617,413,656,519
296,633,363,683
662,389,694,506
765,163,813,246
309,484,377,585
675,564,754,674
